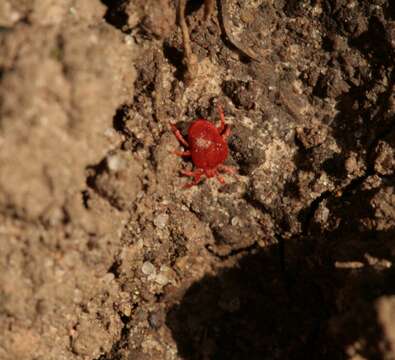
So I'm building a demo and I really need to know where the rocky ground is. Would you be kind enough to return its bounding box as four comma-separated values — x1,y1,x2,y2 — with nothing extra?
0,0,394,359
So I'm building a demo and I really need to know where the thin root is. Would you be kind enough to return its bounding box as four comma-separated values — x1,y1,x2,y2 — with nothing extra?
177,0,198,84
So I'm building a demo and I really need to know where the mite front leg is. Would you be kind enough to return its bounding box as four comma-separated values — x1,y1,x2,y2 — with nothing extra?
170,123,189,147
173,150,191,157
222,124,231,140
216,174,225,184
216,102,230,139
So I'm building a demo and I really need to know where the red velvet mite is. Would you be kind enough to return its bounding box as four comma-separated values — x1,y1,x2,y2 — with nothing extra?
170,104,236,188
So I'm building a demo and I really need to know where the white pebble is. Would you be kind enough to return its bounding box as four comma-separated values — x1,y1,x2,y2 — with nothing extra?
231,216,241,226
104,128,116,138
320,207,329,222
124,35,135,46
102,273,115,284
107,154,124,172
154,214,169,229
141,261,156,275
155,273,169,286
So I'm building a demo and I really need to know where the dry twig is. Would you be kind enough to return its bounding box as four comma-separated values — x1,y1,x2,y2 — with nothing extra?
177,0,198,84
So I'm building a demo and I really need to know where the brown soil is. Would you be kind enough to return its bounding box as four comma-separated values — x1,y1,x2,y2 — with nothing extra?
0,1,395,359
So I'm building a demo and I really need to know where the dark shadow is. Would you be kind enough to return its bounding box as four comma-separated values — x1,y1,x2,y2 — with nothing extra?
350,16,391,64
167,176,395,359
185,0,205,17
112,104,128,133
100,0,129,32
321,154,348,179
163,41,186,82
166,244,329,359
166,242,392,359
86,158,107,190
384,1,395,20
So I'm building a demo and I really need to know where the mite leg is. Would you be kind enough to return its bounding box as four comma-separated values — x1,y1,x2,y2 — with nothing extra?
180,169,196,177
180,169,205,188
170,123,189,147
183,176,205,188
173,150,191,157
216,174,225,184
222,125,231,140
218,164,237,175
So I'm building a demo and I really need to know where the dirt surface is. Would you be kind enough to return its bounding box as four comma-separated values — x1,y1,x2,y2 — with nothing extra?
0,0,394,359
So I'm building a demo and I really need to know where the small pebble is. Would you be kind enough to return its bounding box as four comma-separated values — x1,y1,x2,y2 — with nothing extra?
231,216,241,226
155,273,169,286
124,35,135,46
148,312,162,329
320,206,329,222
73,289,83,304
102,273,115,284
154,213,169,229
107,154,125,172
104,128,116,138
141,261,156,275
